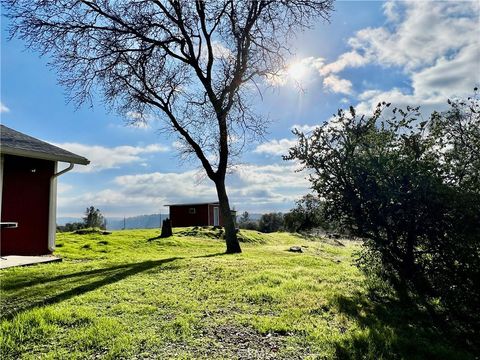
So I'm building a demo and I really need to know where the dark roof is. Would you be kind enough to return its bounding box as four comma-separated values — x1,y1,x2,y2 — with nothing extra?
0,125,89,165
165,202,219,207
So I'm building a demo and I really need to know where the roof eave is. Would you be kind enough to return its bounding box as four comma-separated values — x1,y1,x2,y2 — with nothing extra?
0,146,90,165
165,202,220,207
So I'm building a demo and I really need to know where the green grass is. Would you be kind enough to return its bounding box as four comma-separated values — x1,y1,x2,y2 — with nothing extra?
0,228,472,359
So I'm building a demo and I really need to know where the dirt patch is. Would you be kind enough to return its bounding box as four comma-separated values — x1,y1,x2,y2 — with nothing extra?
203,324,283,359
136,323,306,359
180,323,308,360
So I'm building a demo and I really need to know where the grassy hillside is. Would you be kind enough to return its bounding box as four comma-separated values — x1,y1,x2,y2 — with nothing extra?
0,229,471,359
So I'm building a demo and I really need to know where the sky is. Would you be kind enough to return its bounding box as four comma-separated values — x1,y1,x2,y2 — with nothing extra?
1,1,479,218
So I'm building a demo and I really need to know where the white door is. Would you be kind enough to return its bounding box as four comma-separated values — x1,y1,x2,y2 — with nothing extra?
213,207,220,226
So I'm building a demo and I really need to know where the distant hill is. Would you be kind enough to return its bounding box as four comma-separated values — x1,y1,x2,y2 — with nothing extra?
236,213,263,221
248,213,263,221
57,217,82,225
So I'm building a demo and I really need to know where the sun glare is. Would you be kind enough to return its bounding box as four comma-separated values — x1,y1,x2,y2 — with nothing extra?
266,59,311,86
287,61,308,81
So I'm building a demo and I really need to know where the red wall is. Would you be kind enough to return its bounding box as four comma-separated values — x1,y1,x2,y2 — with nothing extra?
169,204,228,227
170,204,211,227
1,155,53,255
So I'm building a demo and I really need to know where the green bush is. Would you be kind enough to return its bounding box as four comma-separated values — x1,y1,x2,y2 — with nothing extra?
286,91,480,349
258,213,284,233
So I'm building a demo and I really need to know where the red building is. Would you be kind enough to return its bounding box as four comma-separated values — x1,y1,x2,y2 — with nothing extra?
166,202,236,227
0,125,89,256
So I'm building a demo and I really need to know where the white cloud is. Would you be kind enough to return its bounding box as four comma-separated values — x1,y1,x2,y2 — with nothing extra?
57,182,73,194
323,75,353,94
228,163,310,211
211,41,234,59
358,89,383,101
382,1,398,23
114,170,215,202
125,111,154,129
411,43,479,99
355,42,479,116
0,102,10,113
347,2,479,71
198,41,234,64
231,164,306,189
54,142,169,172
316,1,479,116
265,50,364,94
253,138,297,156
290,124,318,133
319,51,369,76
57,188,159,217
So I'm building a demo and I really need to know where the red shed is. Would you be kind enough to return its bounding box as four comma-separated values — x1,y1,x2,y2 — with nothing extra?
0,125,89,256
166,202,237,227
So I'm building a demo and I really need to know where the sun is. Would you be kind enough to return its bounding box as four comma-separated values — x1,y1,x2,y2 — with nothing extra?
266,59,310,86
287,61,309,81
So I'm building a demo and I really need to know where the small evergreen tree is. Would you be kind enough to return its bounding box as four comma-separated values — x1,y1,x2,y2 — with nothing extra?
83,206,106,229
238,211,259,230
238,211,251,224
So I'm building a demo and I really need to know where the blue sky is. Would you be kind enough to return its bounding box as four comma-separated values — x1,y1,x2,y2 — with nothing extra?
1,1,479,217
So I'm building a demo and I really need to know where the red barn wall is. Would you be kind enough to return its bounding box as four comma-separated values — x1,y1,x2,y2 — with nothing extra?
170,204,210,227
1,155,53,255
208,205,215,226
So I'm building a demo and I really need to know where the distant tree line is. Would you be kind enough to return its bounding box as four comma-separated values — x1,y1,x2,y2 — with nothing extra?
57,206,106,232
238,195,339,234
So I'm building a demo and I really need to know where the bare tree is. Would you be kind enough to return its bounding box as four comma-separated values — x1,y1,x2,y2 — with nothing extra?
5,0,333,253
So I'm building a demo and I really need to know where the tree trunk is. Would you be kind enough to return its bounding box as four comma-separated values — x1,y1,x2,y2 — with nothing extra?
214,178,241,254
160,219,173,238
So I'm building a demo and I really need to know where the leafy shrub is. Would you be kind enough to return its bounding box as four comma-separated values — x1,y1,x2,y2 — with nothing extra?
258,213,284,233
283,194,340,232
286,91,480,347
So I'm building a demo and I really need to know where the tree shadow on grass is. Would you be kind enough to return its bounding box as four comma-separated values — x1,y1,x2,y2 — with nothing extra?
330,291,475,360
1,257,180,320
194,252,230,258
2,261,176,292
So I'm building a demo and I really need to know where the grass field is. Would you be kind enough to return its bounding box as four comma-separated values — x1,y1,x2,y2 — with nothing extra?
0,228,472,359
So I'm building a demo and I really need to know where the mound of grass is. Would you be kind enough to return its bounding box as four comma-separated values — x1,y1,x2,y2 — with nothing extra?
237,229,269,244
73,227,111,235
175,226,225,239
172,226,271,244
0,229,472,359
